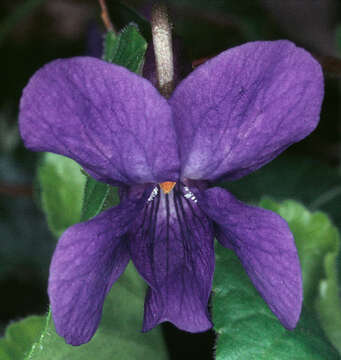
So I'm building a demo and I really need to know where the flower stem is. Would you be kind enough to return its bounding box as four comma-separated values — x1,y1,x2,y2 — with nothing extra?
151,2,174,98
98,0,116,33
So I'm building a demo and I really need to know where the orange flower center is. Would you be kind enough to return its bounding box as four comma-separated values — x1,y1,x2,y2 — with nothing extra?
160,181,176,194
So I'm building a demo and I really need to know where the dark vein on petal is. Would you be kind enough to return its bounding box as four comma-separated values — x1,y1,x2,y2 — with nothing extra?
165,193,170,309
151,193,161,287
172,189,188,310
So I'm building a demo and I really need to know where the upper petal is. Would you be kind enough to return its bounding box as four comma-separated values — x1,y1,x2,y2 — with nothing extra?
128,183,214,332
170,40,324,181
19,57,180,185
200,187,302,329
48,195,146,345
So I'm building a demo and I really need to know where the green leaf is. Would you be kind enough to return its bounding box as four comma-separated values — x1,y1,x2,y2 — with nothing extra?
213,243,340,359
80,177,120,222
0,316,45,360
25,263,168,360
316,251,341,354
103,24,147,74
102,186,120,211
102,31,117,63
80,177,110,222
38,153,86,237
259,198,341,353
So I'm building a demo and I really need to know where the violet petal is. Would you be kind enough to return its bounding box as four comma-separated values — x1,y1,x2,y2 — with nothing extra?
170,40,323,182
200,187,302,329
19,57,180,185
129,183,214,332
48,196,146,345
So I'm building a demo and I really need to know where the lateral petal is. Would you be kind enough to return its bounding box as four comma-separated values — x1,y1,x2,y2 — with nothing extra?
48,195,146,345
201,187,302,329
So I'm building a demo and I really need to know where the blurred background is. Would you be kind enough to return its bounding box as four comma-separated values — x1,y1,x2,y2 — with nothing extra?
1,0,341,359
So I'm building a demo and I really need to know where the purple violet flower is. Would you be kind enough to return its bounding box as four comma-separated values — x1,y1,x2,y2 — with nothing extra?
19,40,323,346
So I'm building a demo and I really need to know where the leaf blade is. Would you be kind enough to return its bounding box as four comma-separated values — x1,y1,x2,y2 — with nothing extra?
0,316,45,360
38,153,86,237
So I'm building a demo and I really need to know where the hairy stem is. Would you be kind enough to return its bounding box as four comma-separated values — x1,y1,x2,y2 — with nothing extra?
151,2,174,98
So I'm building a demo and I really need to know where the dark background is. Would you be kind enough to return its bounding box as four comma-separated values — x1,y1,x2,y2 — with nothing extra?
0,1,341,359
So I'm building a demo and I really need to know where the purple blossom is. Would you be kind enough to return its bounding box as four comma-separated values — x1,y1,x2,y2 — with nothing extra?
19,40,323,346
